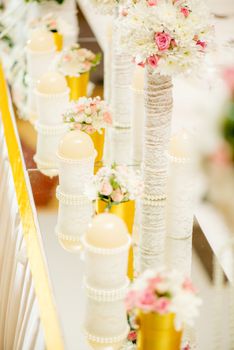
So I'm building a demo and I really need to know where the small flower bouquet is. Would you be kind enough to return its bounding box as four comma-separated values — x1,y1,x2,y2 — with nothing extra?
63,96,112,134
91,163,142,208
125,269,201,350
119,0,212,75
58,43,101,76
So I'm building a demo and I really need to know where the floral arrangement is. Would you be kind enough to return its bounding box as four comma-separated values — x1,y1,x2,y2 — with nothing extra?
126,269,201,329
119,0,213,75
28,13,66,33
63,96,112,134
90,0,125,15
88,164,143,207
0,22,14,49
58,44,101,76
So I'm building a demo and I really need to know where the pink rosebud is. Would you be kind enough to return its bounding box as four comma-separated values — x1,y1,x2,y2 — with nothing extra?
147,54,160,68
103,111,112,124
155,32,172,51
99,181,113,196
111,188,124,203
196,40,207,50
153,297,170,314
147,0,157,6
148,276,163,290
193,34,199,41
180,7,190,17
90,104,97,113
75,104,85,113
211,144,232,167
137,290,156,310
121,8,128,16
182,277,197,293
183,345,191,350
128,331,137,342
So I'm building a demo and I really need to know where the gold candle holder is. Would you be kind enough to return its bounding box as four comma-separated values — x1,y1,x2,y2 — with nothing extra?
66,72,89,101
137,312,182,350
53,32,63,51
96,199,135,280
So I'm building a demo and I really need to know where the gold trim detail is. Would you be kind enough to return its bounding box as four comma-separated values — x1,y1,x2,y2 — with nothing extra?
0,63,64,350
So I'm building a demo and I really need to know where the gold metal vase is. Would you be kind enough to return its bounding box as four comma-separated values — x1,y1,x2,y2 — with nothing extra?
52,32,63,51
89,129,105,174
66,72,89,101
137,312,182,350
96,199,135,280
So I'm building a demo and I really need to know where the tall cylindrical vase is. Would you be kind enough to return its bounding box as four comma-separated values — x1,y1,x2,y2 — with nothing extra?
140,67,173,271
137,312,182,350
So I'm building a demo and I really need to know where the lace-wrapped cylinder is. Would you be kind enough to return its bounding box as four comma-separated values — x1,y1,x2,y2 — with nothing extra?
166,155,195,276
143,68,173,198
111,21,133,127
56,188,93,251
140,200,166,271
34,122,68,177
26,49,56,82
26,78,37,121
84,295,129,344
58,152,96,195
83,237,131,290
132,87,144,165
109,127,132,165
35,89,70,125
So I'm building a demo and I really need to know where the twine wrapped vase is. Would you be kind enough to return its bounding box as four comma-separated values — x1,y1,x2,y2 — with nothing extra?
137,312,182,350
66,72,89,101
96,199,135,280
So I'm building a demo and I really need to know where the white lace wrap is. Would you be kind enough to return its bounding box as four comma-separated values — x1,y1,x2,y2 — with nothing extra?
35,89,70,125
166,154,194,276
131,87,144,165
58,152,96,195
140,68,173,271
34,122,68,177
83,237,131,290
26,48,56,82
109,127,132,165
111,19,133,127
56,187,93,244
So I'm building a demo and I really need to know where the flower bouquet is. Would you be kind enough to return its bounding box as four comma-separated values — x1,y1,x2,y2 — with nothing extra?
118,0,212,270
63,96,112,163
89,163,142,279
125,269,201,350
58,44,101,100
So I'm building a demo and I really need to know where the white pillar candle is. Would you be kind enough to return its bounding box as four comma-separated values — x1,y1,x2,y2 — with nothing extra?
35,71,70,125
83,213,130,290
56,130,96,250
166,129,195,276
83,213,130,347
131,66,144,165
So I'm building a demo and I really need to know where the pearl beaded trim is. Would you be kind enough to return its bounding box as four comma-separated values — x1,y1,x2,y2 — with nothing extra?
55,227,82,243
84,278,129,302
34,88,70,99
56,186,91,206
143,193,167,201
81,236,131,256
166,152,191,164
35,121,68,136
56,150,97,164
84,327,129,344
33,155,58,172
141,198,166,206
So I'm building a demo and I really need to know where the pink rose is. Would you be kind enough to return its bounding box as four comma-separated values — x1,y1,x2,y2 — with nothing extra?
85,125,96,134
137,290,156,310
153,297,170,314
111,189,124,203
211,144,232,167
148,276,163,290
196,40,207,50
147,0,157,6
128,331,137,342
180,7,190,17
99,181,113,196
182,277,197,293
103,111,112,124
155,32,172,51
75,104,85,113
147,55,160,68
74,123,82,130
125,290,138,311
90,104,97,114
